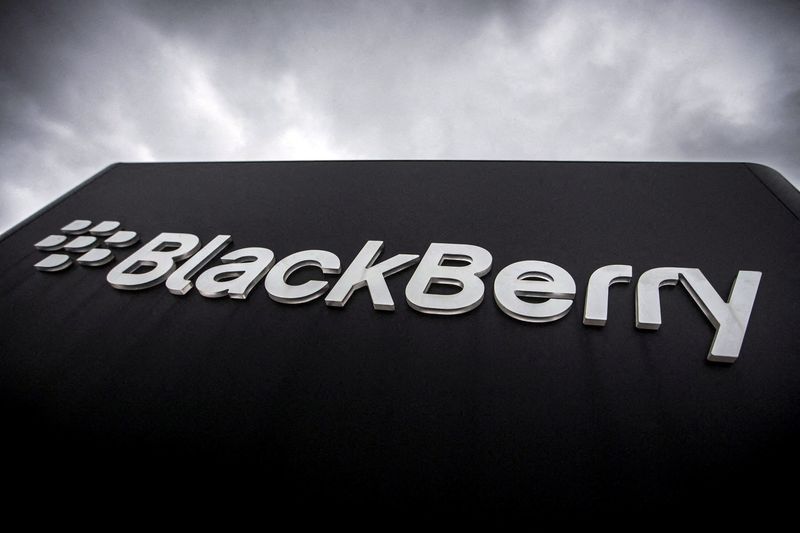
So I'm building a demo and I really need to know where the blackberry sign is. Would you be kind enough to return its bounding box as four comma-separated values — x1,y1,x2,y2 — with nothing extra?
1,161,798,517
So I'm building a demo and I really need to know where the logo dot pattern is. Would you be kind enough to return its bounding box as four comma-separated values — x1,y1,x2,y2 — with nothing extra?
34,219,139,272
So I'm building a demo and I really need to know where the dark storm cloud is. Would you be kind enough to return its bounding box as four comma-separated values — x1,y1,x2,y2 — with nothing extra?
1,0,799,231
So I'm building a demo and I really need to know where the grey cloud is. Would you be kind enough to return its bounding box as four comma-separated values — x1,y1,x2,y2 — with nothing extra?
1,0,798,232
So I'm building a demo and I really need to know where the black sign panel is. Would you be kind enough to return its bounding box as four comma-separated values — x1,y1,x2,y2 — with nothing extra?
1,161,798,517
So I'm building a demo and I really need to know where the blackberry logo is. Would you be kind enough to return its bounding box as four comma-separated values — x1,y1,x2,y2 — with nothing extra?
32,227,763,363
33,219,139,272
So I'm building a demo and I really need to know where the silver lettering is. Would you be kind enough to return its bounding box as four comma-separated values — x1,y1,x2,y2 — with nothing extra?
494,260,576,322
636,267,762,363
405,243,492,315
583,264,633,326
266,250,341,304
166,235,232,295
107,233,200,290
325,241,419,311
195,247,275,300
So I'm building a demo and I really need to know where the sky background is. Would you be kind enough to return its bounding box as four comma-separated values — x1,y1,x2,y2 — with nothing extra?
1,0,798,233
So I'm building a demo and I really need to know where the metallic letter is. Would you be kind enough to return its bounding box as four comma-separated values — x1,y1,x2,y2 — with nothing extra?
494,260,575,322
405,243,492,315
636,268,692,330
195,247,275,300
583,264,633,326
166,235,232,295
266,250,341,304
107,233,200,290
636,267,762,363
325,241,419,311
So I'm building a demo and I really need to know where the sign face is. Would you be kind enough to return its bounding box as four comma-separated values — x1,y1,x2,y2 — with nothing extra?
0,161,798,515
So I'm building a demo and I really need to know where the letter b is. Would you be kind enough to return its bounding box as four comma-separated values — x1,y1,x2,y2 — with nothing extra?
107,233,200,290
405,243,492,315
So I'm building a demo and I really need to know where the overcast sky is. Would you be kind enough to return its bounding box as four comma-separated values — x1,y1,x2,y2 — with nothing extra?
1,0,798,232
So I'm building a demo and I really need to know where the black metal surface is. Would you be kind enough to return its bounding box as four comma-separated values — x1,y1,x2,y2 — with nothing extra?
1,161,798,517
